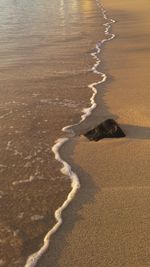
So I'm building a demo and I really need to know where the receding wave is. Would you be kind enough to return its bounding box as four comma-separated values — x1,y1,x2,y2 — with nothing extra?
24,1,116,266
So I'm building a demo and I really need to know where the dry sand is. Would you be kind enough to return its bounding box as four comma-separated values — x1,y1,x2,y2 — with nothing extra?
37,0,150,266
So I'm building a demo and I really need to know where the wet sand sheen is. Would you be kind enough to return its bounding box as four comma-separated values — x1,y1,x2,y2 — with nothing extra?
37,0,150,266
24,2,115,266
0,0,105,266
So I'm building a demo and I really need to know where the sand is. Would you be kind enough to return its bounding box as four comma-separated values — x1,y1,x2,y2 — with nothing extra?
37,0,150,266
0,1,105,266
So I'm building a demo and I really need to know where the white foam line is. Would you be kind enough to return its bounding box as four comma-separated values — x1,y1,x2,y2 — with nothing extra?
24,138,80,267
12,177,35,185
62,3,115,133
24,1,115,266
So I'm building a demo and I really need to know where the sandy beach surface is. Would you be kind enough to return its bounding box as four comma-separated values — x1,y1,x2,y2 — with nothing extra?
0,0,105,266
37,0,150,266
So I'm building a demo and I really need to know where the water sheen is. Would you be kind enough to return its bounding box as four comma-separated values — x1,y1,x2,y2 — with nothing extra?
0,0,104,266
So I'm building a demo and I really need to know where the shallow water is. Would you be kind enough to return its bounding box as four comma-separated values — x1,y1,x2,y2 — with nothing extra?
0,0,105,266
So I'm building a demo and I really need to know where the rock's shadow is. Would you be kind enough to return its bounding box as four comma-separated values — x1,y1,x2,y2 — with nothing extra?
122,124,150,140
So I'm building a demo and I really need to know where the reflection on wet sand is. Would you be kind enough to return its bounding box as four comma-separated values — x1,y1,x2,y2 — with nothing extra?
0,0,105,266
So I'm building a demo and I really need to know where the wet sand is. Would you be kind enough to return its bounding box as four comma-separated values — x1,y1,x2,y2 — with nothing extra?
37,0,150,266
0,0,106,266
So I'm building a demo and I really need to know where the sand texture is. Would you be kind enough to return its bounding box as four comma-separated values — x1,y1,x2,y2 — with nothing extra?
37,0,150,266
0,0,106,265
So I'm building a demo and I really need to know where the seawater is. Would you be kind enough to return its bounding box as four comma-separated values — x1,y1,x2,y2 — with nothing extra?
0,0,113,266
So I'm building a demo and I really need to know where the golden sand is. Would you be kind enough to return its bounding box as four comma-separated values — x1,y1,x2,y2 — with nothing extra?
37,0,150,266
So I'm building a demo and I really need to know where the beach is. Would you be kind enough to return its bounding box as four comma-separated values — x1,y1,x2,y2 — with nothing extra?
0,0,106,266
37,0,150,266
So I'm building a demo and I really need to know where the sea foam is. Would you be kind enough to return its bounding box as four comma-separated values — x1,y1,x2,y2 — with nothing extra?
24,2,115,266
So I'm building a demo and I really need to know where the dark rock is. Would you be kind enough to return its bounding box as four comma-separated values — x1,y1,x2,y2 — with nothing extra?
84,119,125,141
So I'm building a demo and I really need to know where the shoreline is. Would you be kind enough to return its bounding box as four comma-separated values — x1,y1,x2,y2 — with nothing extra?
24,2,115,266
37,0,150,266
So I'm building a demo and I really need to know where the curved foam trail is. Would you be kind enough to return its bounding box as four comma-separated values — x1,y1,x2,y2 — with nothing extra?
24,2,115,267
80,1,115,122
62,2,115,131
25,138,80,267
